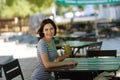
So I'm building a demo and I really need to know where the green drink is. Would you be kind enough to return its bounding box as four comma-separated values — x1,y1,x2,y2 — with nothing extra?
64,44,72,55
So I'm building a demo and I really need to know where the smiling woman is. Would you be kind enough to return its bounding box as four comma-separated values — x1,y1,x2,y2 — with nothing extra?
30,18,77,80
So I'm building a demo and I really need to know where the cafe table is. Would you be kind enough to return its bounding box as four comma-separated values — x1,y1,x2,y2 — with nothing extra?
0,56,13,77
55,32,87,41
56,40,95,56
46,57,120,80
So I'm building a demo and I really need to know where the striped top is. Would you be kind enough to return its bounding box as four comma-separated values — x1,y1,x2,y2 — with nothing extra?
30,38,58,80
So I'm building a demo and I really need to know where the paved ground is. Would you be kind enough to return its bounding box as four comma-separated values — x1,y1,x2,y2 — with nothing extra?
100,38,120,56
0,32,38,80
1,32,120,80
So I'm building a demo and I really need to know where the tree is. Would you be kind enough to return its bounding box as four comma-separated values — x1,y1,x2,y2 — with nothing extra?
0,0,54,18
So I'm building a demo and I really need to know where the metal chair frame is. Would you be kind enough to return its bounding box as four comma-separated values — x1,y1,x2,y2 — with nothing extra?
87,50,117,57
2,59,24,80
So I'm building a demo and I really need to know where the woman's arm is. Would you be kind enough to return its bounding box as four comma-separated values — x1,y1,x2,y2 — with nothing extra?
55,54,70,62
40,54,77,69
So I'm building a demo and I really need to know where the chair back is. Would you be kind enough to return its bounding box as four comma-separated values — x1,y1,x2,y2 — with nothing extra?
79,37,97,42
0,66,2,77
87,50,117,57
3,59,24,80
88,41,102,50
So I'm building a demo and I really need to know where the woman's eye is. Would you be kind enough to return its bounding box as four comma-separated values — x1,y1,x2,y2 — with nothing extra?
51,28,54,30
45,29,48,31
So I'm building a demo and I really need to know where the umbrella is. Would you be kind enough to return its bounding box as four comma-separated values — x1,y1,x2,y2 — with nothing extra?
55,0,120,5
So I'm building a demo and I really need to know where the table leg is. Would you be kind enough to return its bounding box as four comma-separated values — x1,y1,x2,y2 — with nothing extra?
0,67,2,77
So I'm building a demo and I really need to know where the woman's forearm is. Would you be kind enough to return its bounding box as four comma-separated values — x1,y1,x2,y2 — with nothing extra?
55,54,69,62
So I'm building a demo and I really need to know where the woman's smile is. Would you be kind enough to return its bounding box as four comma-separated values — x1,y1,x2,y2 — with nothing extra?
43,23,55,40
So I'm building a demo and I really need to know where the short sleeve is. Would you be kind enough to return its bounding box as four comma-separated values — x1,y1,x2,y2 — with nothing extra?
37,40,48,55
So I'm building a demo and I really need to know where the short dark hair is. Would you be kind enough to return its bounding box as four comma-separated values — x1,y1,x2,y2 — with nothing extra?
37,18,57,38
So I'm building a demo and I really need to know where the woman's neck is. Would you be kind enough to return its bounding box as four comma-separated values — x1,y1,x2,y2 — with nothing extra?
43,37,52,43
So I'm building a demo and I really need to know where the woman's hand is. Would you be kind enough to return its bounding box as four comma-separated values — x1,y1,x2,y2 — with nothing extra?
63,53,71,58
55,53,71,62
64,60,78,66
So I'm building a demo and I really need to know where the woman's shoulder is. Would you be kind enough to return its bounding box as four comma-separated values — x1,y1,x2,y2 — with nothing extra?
38,38,46,44
37,39,48,48
37,39,47,47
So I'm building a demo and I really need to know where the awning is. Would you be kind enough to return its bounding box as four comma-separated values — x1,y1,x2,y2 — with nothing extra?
55,0,120,5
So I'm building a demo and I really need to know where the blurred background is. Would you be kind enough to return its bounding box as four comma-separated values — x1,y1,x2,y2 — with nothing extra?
0,0,120,37
1,0,120,80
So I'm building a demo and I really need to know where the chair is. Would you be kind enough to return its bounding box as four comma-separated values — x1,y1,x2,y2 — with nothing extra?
73,42,101,57
87,50,117,57
79,37,97,42
110,76,120,80
88,41,103,50
54,71,93,80
87,50,117,79
0,66,2,77
2,59,24,80
73,45,88,58
73,37,98,57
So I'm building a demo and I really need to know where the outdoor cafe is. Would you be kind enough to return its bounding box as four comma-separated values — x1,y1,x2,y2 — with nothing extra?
44,1,120,79
44,32,118,80
0,0,120,80
45,34,117,80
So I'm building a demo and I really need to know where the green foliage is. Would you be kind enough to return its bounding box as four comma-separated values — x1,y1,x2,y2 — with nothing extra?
0,0,54,18
0,0,84,19
27,0,45,7
13,0,32,17
1,6,15,18
6,0,14,6
78,6,84,10
55,5,73,16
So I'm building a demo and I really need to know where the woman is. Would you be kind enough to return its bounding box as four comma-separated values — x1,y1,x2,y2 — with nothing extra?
30,18,77,80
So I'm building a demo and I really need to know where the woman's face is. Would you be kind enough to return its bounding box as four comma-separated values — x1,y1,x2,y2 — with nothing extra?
43,23,55,40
